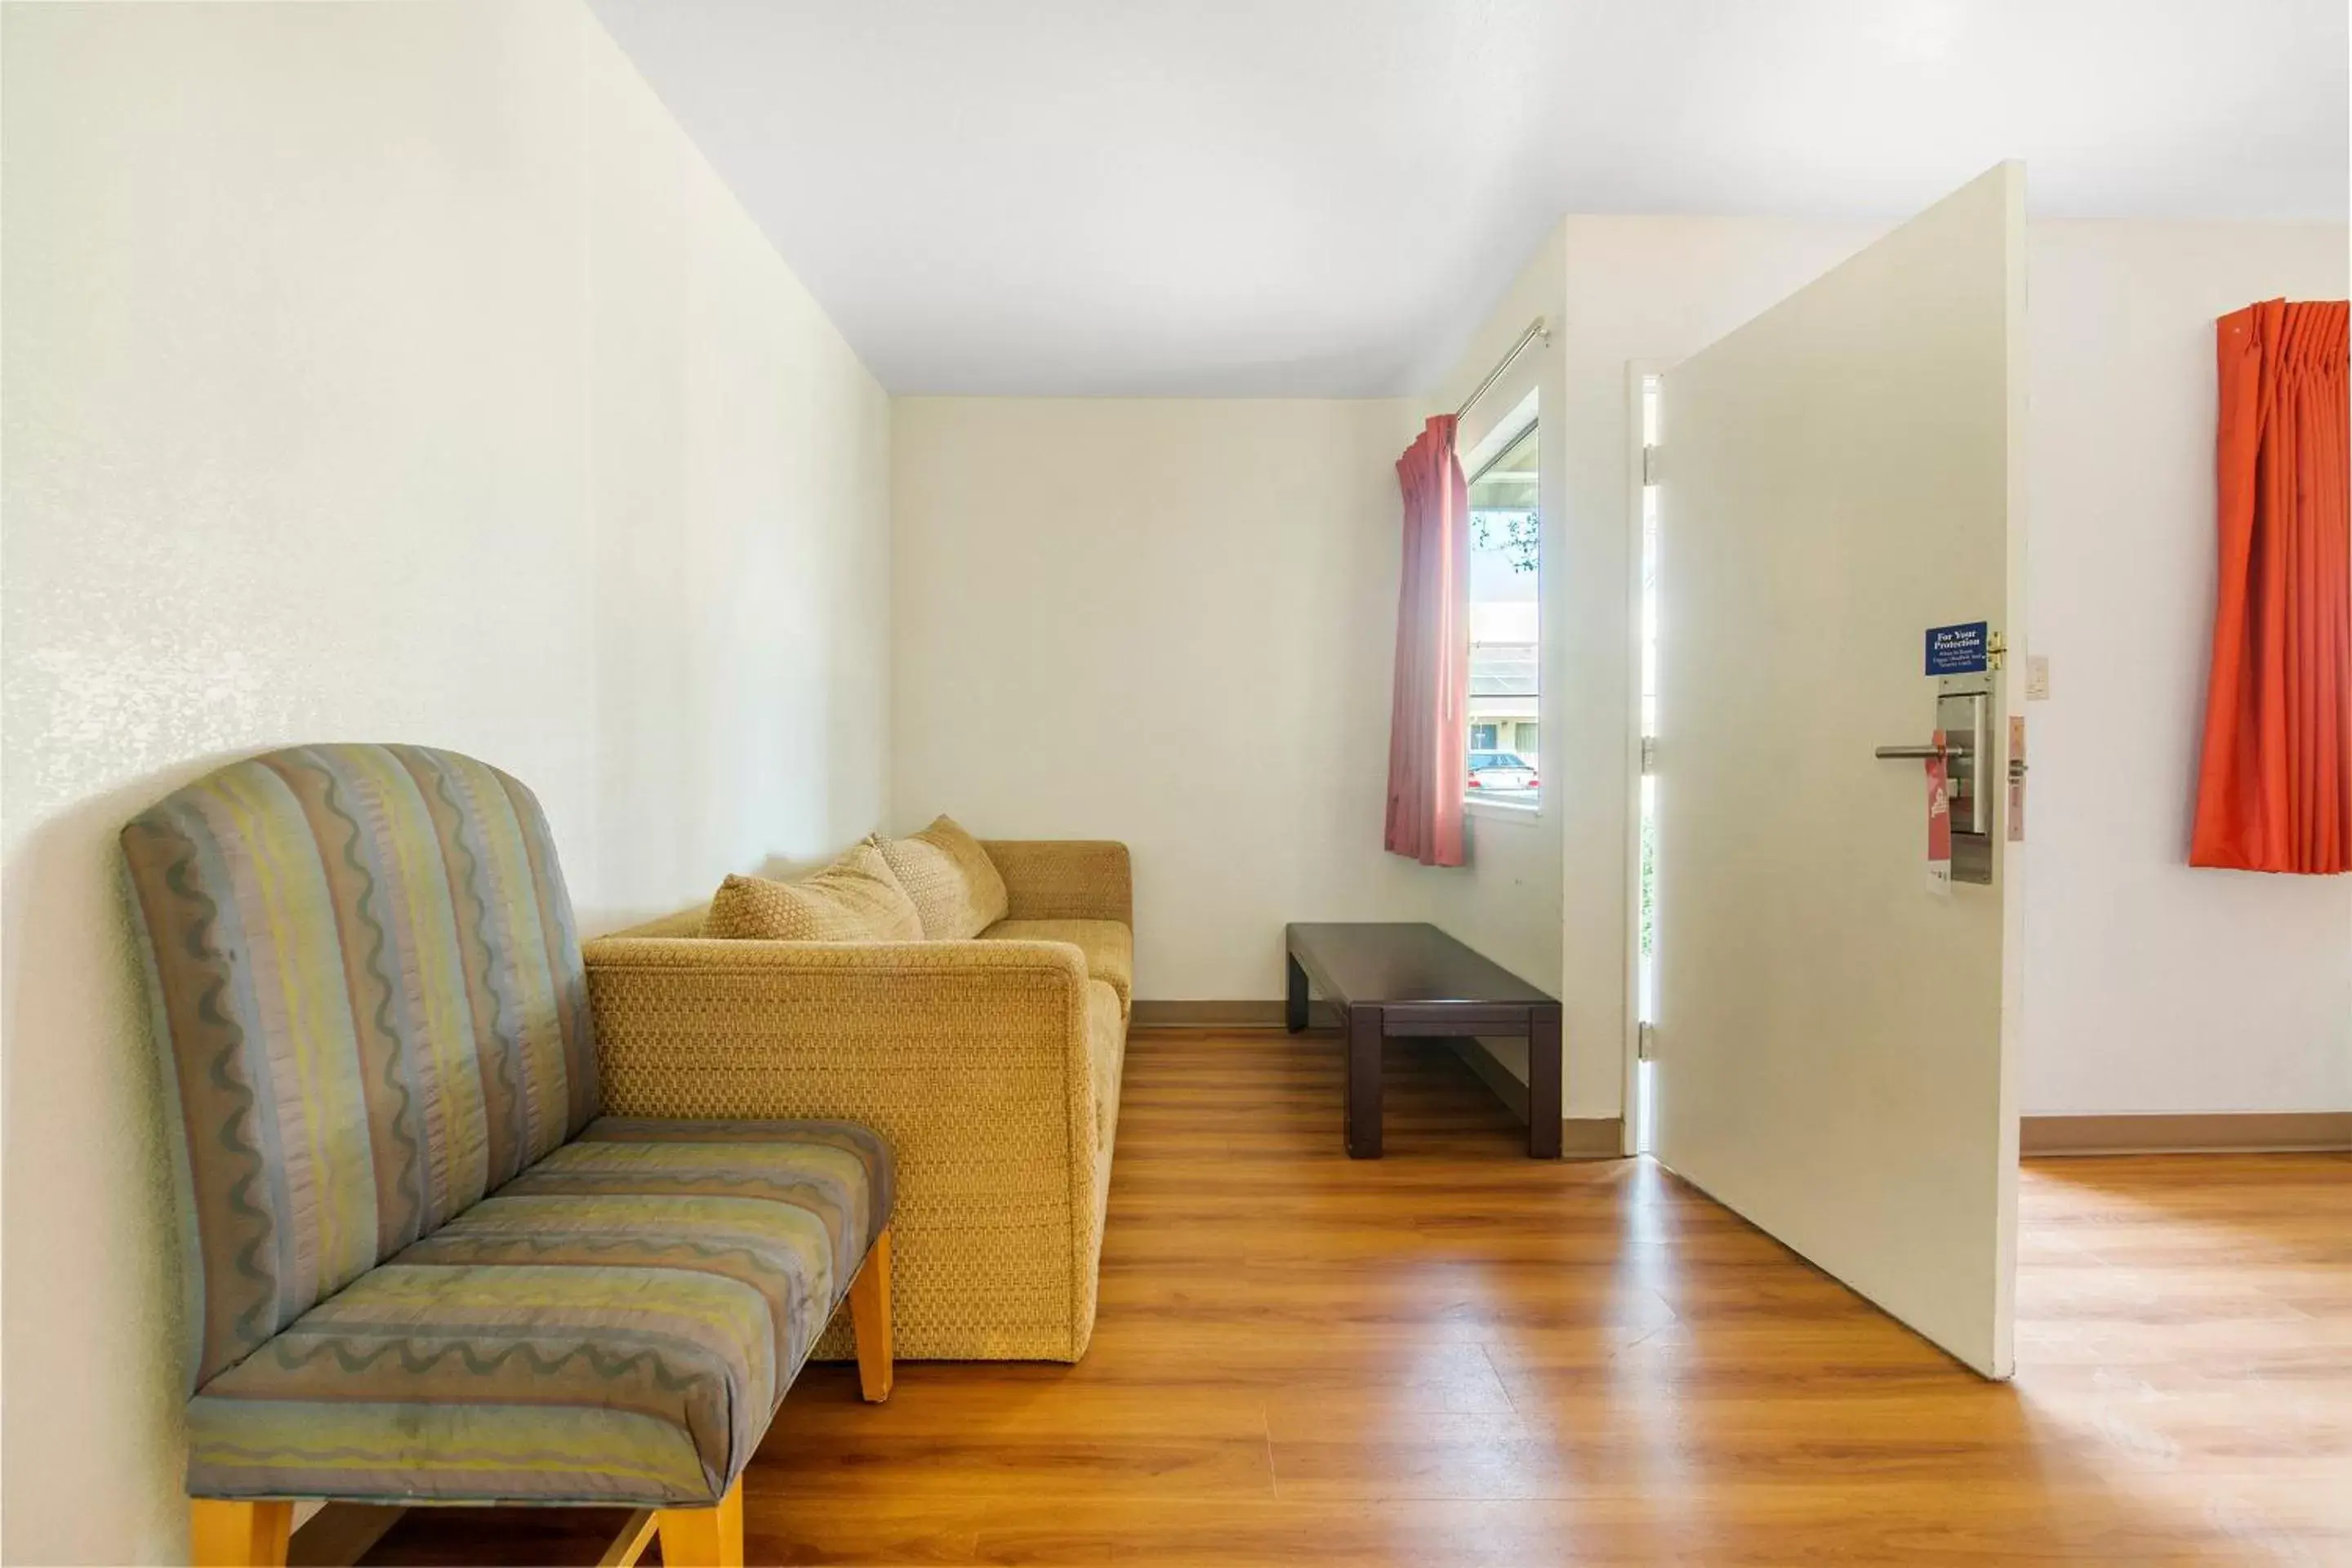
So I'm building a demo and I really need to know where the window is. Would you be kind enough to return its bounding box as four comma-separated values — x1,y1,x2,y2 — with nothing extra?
1467,409,1539,805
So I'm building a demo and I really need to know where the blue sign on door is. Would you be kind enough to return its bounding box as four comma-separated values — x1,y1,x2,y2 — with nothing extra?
1925,621,1989,675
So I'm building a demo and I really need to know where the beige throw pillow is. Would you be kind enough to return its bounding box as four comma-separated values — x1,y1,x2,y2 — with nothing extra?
872,815,1009,939
703,842,924,942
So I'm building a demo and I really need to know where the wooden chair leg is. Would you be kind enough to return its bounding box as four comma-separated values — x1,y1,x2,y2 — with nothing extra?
653,1477,742,1568
849,1225,894,1402
189,1499,292,1567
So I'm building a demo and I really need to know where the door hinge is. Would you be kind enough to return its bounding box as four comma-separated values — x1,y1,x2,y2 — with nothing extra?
1986,631,2007,671
1642,444,1660,485
1640,735,1658,775
1637,1021,1658,1061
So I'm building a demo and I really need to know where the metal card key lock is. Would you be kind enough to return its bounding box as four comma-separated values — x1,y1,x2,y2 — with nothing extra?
1876,670,1995,884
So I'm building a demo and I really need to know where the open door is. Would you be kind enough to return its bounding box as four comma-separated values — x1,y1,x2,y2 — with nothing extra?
1651,163,2025,1378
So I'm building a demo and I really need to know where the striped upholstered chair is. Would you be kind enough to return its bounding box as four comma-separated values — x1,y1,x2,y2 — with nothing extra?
122,745,895,1567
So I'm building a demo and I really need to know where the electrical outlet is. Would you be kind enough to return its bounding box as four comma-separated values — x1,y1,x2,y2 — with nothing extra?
2025,655,2050,701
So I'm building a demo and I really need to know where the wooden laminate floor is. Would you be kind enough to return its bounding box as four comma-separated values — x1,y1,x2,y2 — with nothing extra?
363,1028,2351,1566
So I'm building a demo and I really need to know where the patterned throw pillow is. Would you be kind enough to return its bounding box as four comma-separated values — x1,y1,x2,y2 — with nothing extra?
871,815,1010,940
703,841,924,942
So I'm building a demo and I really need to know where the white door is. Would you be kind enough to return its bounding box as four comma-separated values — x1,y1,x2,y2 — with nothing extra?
1651,163,2026,1378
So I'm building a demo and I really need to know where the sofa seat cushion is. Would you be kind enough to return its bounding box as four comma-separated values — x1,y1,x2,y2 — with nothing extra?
983,918,1132,1013
183,1118,893,1508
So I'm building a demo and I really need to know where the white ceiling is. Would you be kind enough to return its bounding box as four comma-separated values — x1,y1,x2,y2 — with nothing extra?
586,0,2349,397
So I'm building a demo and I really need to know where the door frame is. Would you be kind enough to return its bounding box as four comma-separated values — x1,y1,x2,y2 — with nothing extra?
1619,359,1664,1156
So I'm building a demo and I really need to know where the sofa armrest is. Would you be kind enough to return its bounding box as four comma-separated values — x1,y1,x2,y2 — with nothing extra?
980,840,1132,926
582,934,1106,1360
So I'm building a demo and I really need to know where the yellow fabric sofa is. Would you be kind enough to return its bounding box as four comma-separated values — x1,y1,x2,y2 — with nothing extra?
583,840,1131,1361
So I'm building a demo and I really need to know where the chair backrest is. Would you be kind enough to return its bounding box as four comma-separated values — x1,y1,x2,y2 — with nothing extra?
122,744,598,1389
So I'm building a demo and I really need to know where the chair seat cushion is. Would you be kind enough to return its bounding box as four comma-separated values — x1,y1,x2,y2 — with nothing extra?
982,917,1133,1013
184,1118,893,1508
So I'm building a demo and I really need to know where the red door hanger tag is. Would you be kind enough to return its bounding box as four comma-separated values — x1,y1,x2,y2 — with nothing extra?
1925,728,1953,896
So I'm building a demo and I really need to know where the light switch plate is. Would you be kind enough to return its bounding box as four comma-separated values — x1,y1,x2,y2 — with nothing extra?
2025,654,2050,701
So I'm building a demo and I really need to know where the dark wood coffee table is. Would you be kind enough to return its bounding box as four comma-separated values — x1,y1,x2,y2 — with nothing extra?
1285,921,1562,1159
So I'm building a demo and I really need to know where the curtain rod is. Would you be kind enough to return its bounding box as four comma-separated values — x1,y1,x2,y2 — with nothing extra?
1454,316,1552,421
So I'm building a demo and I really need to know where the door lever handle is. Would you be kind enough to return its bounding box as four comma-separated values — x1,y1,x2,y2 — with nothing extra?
1874,744,1947,760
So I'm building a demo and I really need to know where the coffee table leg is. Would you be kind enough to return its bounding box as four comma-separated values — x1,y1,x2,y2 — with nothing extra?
1527,1004,1562,1159
1285,951,1310,1033
1346,1004,1383,1158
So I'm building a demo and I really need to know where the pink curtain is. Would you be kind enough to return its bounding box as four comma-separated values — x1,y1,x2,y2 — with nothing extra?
1385,416,1470,866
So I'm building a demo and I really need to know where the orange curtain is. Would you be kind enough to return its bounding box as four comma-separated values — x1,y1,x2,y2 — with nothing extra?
2189,298,2350,874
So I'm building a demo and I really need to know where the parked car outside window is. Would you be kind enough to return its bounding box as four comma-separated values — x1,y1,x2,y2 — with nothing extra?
1467,751,1539,797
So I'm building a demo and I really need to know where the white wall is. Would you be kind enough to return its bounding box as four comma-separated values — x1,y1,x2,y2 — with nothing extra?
2022,220,2350,1115
581,17,893,922
892,397,1460,999
0,3,890,1561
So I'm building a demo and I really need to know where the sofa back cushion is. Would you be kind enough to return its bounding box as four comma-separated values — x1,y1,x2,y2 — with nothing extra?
121,745,597,1391
703,842,924,942
872,815,1010,939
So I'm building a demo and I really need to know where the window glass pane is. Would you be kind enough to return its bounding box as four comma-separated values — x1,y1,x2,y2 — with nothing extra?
1468,414,1539,804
